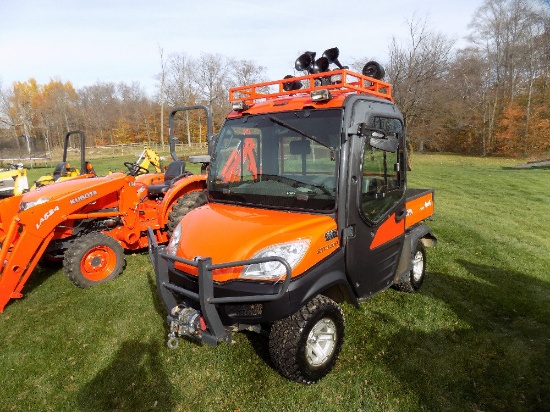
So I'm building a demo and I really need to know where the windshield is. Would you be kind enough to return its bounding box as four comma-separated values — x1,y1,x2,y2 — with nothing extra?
209,109,342,212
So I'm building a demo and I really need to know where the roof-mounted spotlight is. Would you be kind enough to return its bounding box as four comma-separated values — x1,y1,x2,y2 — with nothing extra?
312,57,330,73
310,89,332,102
295,51,316,73
362,61,385,80
232,101,249,112
323,47,347,69
283,75,303,91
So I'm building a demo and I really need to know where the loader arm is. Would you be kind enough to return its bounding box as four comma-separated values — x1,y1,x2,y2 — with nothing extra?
135,147,163,173
0,174,132,312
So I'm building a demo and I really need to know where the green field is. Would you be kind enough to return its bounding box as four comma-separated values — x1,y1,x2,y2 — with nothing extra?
1,154,549,411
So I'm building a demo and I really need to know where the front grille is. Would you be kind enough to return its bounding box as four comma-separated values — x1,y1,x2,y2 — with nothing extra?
225,303,263,317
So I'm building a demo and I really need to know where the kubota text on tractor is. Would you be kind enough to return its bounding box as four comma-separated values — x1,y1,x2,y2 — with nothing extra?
148,48,437,383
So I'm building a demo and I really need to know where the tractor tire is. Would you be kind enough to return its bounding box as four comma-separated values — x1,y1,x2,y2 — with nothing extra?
167,191,207,236
393,241,426,293
268,295,345,384
63,232,125,288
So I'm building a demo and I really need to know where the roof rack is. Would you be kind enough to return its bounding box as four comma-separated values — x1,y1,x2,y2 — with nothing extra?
229,69,393,105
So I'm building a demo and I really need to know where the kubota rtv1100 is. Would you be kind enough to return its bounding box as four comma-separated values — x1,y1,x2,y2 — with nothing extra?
148,48,437,383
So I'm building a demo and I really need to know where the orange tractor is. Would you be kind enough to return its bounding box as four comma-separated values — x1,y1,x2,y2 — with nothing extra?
149,48,437,383
0,106,210,312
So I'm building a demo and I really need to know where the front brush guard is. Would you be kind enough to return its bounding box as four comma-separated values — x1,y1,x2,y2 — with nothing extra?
147,228,292,347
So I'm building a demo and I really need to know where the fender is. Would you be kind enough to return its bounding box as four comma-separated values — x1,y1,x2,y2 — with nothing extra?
262,249,359,321
157,175,207,226
394,224,437,282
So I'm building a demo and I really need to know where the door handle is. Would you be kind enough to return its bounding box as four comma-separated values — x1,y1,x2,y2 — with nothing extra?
395,208,407,222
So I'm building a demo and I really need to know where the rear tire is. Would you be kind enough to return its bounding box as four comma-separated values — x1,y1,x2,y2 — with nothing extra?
394,241,426,293
167,191,207,236
268,295,345,384
63,232,125,288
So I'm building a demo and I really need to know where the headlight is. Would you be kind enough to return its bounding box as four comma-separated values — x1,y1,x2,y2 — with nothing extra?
241,239,310,281
19,197,50,212
166,222,182,255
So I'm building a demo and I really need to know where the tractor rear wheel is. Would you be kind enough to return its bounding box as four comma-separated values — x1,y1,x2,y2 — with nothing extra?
167,191,207,236
63,232,125,288
268,295,345,384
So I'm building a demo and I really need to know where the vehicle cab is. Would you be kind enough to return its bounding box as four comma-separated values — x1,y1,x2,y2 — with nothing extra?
149,48,436,384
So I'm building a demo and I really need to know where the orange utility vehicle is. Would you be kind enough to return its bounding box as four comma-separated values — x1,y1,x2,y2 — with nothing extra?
0,107,210,312
148,48,436,383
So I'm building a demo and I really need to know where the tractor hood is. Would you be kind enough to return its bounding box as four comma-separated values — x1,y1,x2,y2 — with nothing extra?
20,173,127,204
172,203,339,281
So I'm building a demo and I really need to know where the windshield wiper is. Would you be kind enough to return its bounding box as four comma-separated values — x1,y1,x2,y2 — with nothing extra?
268,115,335,160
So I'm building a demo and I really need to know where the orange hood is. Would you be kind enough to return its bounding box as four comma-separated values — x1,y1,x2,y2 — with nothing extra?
174,203,339,281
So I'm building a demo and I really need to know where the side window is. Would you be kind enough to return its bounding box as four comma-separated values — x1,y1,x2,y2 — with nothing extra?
360,117,404,223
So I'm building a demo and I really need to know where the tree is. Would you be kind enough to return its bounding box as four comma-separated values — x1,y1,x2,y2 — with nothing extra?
384,15,455,153
467,0,549,155
229,58,267,87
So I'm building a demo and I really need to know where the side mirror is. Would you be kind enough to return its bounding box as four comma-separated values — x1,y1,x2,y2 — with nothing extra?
369,132,399,153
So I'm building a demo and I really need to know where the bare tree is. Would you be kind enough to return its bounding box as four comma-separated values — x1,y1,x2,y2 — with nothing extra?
193,53,231,130
228,59,267,87
78,82,119,145
158,47,166,149
384,15,455,154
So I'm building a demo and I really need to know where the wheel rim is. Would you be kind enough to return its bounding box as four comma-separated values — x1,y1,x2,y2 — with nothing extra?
80,246,118,281
305,318,337,367
412,250,424,282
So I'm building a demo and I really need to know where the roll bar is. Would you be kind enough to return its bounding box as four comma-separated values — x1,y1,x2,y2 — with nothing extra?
168,105,213,161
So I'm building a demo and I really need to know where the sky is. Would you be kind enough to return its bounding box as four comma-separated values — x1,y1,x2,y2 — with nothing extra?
0,0,485,96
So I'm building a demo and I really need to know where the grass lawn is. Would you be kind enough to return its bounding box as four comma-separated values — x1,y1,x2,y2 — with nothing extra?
1,154,549,411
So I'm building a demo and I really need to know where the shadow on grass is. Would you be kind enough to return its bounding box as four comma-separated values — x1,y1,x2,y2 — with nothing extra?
145,264,170,323
376,261,549,411
77,339,175,412
17,264,59,296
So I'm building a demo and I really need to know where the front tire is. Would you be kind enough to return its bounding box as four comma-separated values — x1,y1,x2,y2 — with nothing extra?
268,295,345,384
63,232,125,288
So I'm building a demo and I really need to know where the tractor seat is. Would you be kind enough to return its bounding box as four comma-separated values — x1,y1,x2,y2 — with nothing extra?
52,162,68,181
148,160,189,196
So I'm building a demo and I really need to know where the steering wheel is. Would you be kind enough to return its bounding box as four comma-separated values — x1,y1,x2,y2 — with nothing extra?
124,162,149,176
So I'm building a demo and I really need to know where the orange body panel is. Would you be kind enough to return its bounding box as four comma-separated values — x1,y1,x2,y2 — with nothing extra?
174,203,338,282
370,213,405,250
405,191,435,229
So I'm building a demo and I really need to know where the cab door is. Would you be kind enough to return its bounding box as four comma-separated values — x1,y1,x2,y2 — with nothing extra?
344,113,407,299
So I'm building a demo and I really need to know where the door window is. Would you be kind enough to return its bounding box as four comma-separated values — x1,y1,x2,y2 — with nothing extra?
360,118,404,223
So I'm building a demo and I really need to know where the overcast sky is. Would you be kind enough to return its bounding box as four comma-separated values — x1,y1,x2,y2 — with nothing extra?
0,0,484,96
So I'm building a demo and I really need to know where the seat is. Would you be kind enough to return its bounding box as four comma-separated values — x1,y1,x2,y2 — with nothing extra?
52,162,68,181
148,160,188,196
